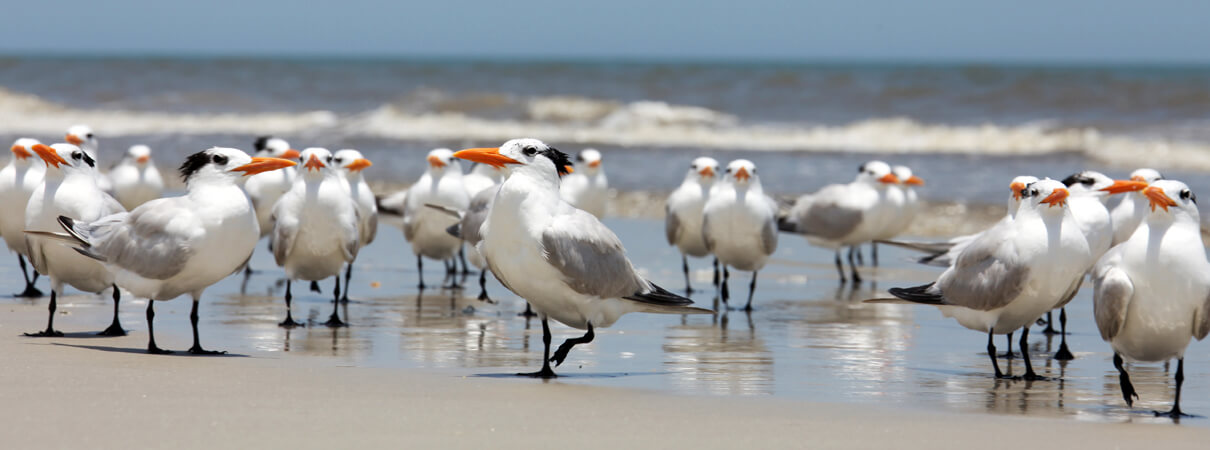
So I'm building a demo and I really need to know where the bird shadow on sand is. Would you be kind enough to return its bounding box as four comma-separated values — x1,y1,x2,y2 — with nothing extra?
47,342,250,357
19,331,129,339
472,370,667,380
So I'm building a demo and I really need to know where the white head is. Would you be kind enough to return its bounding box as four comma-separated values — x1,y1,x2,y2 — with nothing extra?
575,149,603,175
332,149,373,179
892,165,924,187
32,143,97,181
1061,170,1115,196
1007,175,1040,215
126,145,153,166
1129,168,1163,183
722,159,761,189
1140,179,1198,225
65,124,97,152
856,160,898,186
298,147,337,180
426,148,463,175
178,147,297,188
686,156,719,185
451,139,573,186
10,138,42,166
1019,179,1070,217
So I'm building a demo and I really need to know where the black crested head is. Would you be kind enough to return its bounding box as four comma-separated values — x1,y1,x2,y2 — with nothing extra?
179,150,212,182
80,152,95,168
541,147,574,177
1061,172,1094,187
253,136,273,152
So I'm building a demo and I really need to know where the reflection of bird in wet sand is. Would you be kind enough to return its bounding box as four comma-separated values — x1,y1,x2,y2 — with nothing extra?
1092,180,1209,418
455,139,713,378
33,147,295,353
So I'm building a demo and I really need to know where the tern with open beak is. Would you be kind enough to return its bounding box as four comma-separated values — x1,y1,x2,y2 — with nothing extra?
454,139,713,378
1092,179,1209,419
0,138,47,297
702,159,779,311
665,157,720,293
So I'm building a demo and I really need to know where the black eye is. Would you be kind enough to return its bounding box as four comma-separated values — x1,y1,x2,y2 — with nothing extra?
523,147,537,156
86,133,94,139
725,168,732,173
71,152,82,160
212,154,228,165
1181,189,1196,204
334,157,343,164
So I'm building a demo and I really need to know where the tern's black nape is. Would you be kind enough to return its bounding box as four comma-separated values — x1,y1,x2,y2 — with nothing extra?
253,135,273,152
1061,172,1096,187
178,150,214,182
542,147,573,176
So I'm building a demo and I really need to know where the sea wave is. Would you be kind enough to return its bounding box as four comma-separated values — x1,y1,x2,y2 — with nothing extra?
2,87,1209,171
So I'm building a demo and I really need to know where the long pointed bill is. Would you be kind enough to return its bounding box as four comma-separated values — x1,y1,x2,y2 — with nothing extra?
1144,185,1178,212
1101,179,1149,195
699,166,715,178
346,158,373,172
281,149,302,160
879,173,899,184
65,134,83,146
453,147,520,169
904,175,925,186
31,144,67,168
427,154,446,169
304,154,325,172
232,157,298,176
1010,181,1027,201
10,145,32,160
1040,188,1069,208
735,166,750,181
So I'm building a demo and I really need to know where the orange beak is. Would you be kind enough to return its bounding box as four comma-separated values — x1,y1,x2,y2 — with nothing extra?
1143,185,1178,212
281,149,301,160
735,166,750,181
1010,181,1026,201
1040,188,1069,208
427,154,446,169
31,144,67,168
588,160,601,168
1101,179,1149,195
231,157,297,176
904,175,924,186
699,166,714,178
136,155,150,164
453,147,520,170
10,145,32,160
65,134,83,146
304,154,325,172
879,173,899,184
564,165,575,174
346,158,373,172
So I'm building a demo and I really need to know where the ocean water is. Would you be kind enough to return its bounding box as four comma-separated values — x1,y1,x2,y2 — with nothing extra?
3,57,1210,204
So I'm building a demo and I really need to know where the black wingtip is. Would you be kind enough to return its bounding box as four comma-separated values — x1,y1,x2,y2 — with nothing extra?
776,216,797,233
445,223,462,239
55,216,90,247
624,282,693,306
887,283,944,305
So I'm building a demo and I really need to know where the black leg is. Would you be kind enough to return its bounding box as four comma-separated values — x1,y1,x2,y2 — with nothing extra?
146,301,171,354
459,246,470,275
519,302,537,317
1019,326,1045,380
848,247,862,283
189,298,225,354
417,255,426,290
1000,331,1014,359
324,276,346,327
1054,308,1074,360
712,258,720,288
744,271,757,311
834,250,846,283
477,270,494,303
1041,311,1058,335
987,329,1006,379
1114,353,1138,407
854,245,864,266
16,255,43,298
309,280,321,293
341,263,353,303
97,284,126,336
721,266,731,305
25,290,62,337
872,242,879,267
550,323,594,367
682,255,694,294
279,280,304,327
518,318,557,378
1154,358,1194,418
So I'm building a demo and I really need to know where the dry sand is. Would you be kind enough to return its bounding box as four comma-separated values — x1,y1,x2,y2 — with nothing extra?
0,300,1206,449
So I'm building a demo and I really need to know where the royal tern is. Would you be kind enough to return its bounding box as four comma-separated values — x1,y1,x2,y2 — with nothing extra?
1,138,46,297
454,139,712,378
35,148,296,353
110,145,164,210
560,148,608,218
1092,180,1208,418
448,185,499,302
332,149,375,303
702,159,779,311
1108,168,1164,246
65,124,111,192
870,165,924,265
402,149,469,289
463,163,504,197
877,179,1091,379
244,136,301,244
665,157,720,293
24,143,126,337
778,161,899,283
271,148,359,328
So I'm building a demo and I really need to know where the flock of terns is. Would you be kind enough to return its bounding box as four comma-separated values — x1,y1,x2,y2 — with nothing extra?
2,125,1208,418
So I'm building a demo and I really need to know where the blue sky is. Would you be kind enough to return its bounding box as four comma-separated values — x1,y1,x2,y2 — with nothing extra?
5,0,1209,63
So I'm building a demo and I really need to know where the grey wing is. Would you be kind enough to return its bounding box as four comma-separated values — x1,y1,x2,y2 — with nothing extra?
541,209,648,299
1052,275,1085,309
796,197,862,239
344,209,360,261
1093,266,1133,340
461,188,495,245
364,211,378,245
664,205,681,246
99,192,127,215
1196,290,1210,341
760,213,778,256
934,226,1029,311
79,205,197,280
271,212,298,266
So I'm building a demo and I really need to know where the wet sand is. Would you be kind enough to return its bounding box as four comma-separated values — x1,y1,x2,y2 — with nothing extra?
3,216,1210,446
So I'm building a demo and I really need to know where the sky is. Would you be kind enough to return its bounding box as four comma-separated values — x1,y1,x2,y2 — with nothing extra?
4,0,1209,64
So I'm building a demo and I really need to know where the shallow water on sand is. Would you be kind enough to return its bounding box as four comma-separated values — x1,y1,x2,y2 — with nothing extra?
4,217,1208,426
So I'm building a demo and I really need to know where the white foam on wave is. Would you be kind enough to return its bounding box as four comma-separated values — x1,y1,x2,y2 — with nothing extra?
2,87,1209,171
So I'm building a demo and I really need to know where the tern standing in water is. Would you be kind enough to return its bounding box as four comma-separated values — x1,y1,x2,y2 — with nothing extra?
665,157,720,293
1,138,46,297
702,159,778,311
